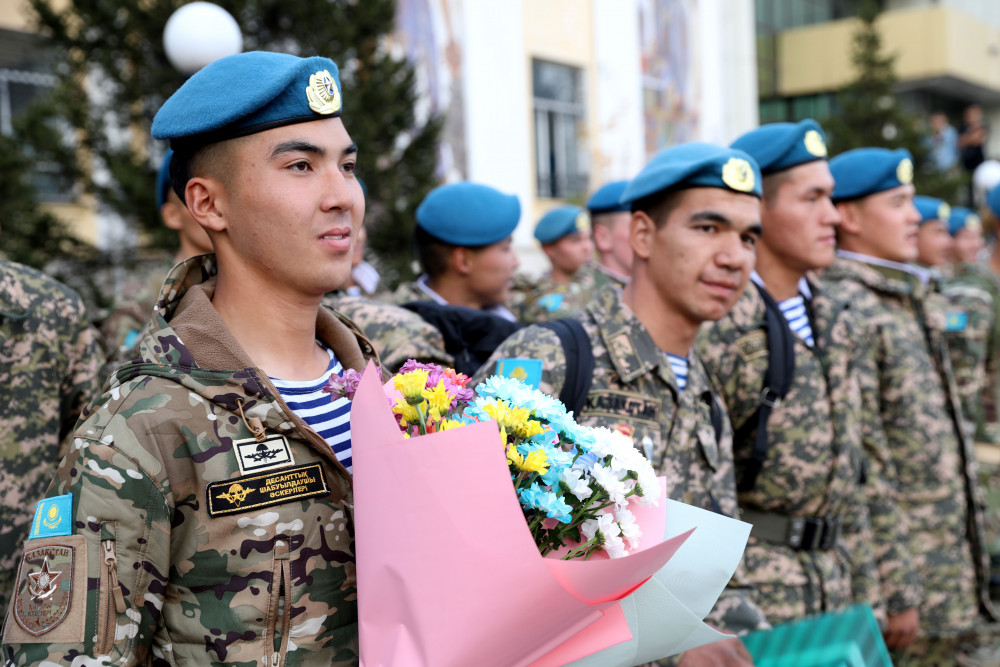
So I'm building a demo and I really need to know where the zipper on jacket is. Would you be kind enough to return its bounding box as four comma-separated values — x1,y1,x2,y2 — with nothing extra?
264,540,292,666
96,524,126,655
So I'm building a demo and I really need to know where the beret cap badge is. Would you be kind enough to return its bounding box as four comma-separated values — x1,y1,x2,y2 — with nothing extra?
721,157,756,193
306,70,341,115
896,158,914,185
803,130,827,157
939,203,951,221
575,212,591,233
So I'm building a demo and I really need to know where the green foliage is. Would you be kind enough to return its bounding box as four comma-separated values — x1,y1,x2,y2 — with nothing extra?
20,0,440,282
822,0,967,201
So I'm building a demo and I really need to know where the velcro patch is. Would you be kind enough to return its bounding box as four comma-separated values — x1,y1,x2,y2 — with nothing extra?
736,331,769,361
495,358,543,390
538,293,565,312
29,493,73,539
206,462,330,517
585,390,661,426
3,535,87,644
235,434,294,476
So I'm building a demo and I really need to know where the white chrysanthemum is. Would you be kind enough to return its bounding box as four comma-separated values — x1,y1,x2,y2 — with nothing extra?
591,464,629,506
617,508,642,550
603,531,627,559
560,469,593,501
581,511,621,543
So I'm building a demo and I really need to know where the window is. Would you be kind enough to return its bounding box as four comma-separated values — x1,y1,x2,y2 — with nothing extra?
532,59,588,199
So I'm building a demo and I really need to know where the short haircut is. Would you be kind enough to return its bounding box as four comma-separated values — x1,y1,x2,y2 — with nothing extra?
414,226,458,279
630,188,685,228
169,140,233,205
761,170,793,208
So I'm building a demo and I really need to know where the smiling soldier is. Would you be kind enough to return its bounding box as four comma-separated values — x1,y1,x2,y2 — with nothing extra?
1,52,377,666
476,142,770,665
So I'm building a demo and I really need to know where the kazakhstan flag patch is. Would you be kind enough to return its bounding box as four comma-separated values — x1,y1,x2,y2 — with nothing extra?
29,494,73,539
945,312,968,332
495,358,543,389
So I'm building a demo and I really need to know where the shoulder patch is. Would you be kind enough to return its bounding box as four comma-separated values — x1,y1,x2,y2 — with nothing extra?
206,462,330,517
495,358,543,389
4,535,87,644
29,494,73,539
945,311,968,332
537,293,565,312
735,331,769,362
234,434,295,476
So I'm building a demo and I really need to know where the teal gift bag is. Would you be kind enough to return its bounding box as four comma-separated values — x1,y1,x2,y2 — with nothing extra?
740,603,892,667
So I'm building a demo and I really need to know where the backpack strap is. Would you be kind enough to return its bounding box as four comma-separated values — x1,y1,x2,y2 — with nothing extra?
538,319,594,416
734,282,796,493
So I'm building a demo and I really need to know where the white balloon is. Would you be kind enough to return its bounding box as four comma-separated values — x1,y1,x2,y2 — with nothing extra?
163,2,243,74
973,160,1000,208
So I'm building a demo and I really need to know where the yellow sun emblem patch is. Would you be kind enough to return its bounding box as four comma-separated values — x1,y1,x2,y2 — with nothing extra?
896,158,914,185
803,130,827,157
721,158,756,193
305,69,341,115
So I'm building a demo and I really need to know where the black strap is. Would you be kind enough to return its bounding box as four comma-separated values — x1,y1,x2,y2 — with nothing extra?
538,319,594,417
735,282,797,493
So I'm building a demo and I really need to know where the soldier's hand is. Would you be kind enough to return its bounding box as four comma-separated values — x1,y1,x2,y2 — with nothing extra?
677,637,755,666
883,608,919,648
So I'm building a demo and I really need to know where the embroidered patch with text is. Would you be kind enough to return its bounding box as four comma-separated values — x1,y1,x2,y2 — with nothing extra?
234,434,295,476
206,462,329,517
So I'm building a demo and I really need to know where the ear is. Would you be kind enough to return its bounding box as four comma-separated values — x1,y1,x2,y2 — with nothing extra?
451,246,473,276
592,223,612,254
835,202,862,237
185,176,228,233
161,202,183,232
630,211,656,261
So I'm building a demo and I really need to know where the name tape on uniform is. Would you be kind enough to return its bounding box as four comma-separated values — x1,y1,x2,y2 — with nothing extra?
206,462,329,517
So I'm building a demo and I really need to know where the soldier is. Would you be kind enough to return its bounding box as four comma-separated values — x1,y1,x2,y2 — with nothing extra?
100,149,214,365
823,147,997,664
2,52,377,664
697,120,914,640
516,205,596,323
0,262,102,620
477,142,769,665
387,181,520,321
586,179,633,291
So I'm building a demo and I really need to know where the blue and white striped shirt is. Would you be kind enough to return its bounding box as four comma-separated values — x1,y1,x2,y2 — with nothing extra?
271,346,353,472
778,295,814,347
667,353,690,392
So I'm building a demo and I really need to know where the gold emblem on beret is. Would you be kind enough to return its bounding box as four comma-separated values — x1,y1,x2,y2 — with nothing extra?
967,214,983,232
721,158,756,193
896,158,913,185
938,203,951,221
575,212,591,233
803,130,827,157
305,70,341,115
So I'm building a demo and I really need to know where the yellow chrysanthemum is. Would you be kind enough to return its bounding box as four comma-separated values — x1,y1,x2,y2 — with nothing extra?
506,444,549,475
421,380,452,416
394,370,429,399
392,399,421,425
480,399,540,438
506,444,523,468
438,419,465,432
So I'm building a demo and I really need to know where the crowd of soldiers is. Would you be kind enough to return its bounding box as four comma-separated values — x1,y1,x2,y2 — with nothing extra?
4,49,1000,666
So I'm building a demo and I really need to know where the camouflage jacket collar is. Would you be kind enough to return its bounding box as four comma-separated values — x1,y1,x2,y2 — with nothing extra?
586,285,683,390
826,255,920,297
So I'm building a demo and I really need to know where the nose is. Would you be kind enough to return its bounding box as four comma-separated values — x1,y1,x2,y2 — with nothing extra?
823,197,842,226
716,231,752,270
905,201,922,225
322,168,356,213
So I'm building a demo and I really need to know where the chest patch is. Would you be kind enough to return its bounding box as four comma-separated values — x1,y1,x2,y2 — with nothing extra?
585,390,661,426
234,434,294,475
736,331,769,361
206,462,330,517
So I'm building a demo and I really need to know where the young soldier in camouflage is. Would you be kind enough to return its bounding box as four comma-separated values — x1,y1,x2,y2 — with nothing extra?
0,262,102,620
698,121,918,644
824,147,998,665
477,143,768,666
2,52,375,665
586,179,634,291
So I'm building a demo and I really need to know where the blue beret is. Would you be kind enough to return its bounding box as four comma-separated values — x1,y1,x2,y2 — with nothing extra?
416,182,520,246
152,51,343,151
830,148,914,202
988,184,1000,220
156,149,174,210
621,142,762,204
730,119,828,175
912,195,950,225
586,181,630,214
948,206,983,236
534,206,589,244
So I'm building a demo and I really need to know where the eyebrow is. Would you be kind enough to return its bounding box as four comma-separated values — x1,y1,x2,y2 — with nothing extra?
267,141,358,160
689,211,762,237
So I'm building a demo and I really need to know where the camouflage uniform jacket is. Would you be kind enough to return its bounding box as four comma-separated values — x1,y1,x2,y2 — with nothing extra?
947,262,1000,443
696,278,900,624
822,256,996,633
0,261,102,620
322,292,453,372
588,261,629,292
474,285,770,636
386,278,517,322
514,267,598,324
1,255,377,666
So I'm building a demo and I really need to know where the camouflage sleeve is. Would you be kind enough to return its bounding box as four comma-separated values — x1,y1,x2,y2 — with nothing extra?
704,582,771,634
471,325,568,396
855,329,923,615
1,434,172,665
839,476,887,627
58,313,103,447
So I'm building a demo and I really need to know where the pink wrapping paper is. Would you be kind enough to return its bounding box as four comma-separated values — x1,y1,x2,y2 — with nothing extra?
352,363,692,667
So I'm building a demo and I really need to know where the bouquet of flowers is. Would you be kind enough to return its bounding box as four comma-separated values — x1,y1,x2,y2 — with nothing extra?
329,361,662,561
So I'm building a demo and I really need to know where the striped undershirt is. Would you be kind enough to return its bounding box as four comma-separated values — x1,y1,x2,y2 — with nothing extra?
667,353,690,392
270,345,353,473
778,295,814,347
